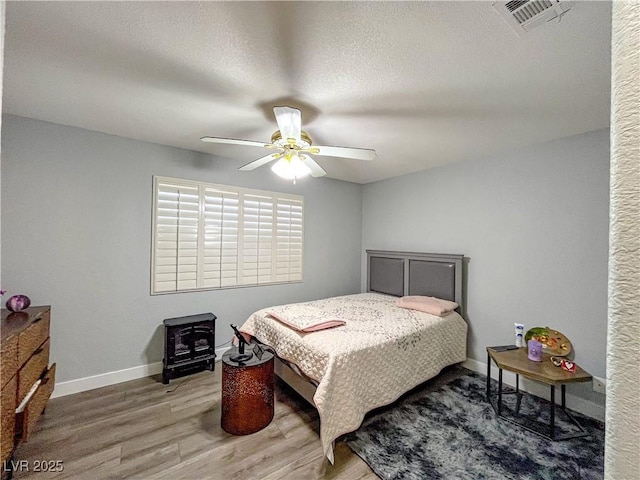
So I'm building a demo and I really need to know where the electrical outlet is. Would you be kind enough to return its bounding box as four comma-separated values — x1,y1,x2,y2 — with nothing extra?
592,376,606,394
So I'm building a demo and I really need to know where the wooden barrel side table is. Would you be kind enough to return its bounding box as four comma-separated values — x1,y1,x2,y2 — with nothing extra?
221,347,275,435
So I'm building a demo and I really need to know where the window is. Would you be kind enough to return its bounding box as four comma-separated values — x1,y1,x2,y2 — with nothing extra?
152,176,303,294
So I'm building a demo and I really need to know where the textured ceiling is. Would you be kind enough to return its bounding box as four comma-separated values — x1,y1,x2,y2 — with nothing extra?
3,1,611,184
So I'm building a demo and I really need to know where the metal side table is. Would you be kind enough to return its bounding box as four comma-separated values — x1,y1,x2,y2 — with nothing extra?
486,346,592,440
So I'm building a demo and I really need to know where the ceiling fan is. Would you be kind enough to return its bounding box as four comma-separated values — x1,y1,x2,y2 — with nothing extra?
201,106,376,181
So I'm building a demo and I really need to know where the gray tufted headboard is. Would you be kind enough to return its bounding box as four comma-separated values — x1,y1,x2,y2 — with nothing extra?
366,250,465,317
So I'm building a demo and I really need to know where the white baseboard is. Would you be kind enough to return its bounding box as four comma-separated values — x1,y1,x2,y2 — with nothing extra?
462,357,605,422
52,347,230,399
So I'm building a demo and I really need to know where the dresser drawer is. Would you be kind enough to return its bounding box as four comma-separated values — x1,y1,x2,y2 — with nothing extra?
17,311,50,366
0,334,18,389
1,375,17,463
17,338,50,404
16,364,55,443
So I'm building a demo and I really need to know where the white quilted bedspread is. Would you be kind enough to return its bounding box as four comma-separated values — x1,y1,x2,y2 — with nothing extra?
239,293,468,463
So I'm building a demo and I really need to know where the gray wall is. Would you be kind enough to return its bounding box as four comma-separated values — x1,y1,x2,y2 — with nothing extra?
1,113,610,404
362,129,610,383
1,115,363,382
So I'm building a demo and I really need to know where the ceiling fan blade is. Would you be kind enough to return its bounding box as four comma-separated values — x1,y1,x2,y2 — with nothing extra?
300,155,327,178
273,106,301,142
238,153,282,171
201,136,268,148
310,145,376,161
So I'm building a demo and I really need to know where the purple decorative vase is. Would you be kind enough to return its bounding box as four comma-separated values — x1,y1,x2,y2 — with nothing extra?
6,295,31,313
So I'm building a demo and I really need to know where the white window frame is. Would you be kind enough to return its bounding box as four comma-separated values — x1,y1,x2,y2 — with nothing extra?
151,176,304,295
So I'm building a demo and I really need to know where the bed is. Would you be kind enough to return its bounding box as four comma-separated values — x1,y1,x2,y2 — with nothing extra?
239,250,468,463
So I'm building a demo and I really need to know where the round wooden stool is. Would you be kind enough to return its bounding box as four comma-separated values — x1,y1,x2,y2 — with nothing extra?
221,347,274,435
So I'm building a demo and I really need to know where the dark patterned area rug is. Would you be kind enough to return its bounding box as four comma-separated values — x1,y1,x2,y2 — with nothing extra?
345,370,604,480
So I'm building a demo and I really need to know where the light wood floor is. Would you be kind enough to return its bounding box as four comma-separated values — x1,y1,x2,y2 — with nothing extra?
12,364,465,480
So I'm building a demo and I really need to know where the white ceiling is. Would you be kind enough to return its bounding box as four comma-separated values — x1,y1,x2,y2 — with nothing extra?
3,1,611,184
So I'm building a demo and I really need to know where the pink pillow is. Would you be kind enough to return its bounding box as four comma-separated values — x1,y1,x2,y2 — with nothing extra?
396,296,458,317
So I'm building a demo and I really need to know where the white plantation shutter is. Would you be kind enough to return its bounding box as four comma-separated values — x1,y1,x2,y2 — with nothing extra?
203,187,239,289
153,181,200,293
152,177,303,294
242,193,274,284
276,197,303,282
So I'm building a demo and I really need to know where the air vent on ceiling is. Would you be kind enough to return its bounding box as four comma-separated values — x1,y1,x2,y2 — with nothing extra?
493,0,572,36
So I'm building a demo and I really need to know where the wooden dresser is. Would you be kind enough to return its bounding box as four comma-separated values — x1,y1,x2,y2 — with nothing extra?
1,306,55,471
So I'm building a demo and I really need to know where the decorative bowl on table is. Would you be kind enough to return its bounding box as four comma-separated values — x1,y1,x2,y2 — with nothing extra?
524,327,572,357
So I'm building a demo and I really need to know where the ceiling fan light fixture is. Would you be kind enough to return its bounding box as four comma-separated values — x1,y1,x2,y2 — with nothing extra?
271,153,311,180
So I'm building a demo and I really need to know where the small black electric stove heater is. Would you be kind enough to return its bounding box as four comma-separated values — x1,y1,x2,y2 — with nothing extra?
162,312,216,384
